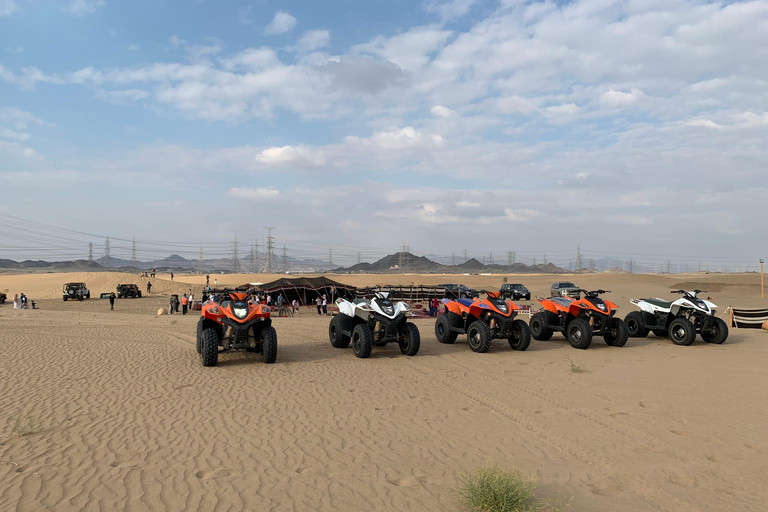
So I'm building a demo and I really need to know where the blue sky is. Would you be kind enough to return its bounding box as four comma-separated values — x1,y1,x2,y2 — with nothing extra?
1,0,767,268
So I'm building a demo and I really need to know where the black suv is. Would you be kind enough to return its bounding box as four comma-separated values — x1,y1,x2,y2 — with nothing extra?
439,284,479,299
116,284,142,298
500,283,530,300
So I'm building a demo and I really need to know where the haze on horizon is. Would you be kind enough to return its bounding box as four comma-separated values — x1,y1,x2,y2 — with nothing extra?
1,0,766,269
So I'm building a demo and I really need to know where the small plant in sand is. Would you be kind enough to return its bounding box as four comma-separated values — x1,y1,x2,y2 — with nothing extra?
10,414,41,437
459,465,540,512
568,357,585,374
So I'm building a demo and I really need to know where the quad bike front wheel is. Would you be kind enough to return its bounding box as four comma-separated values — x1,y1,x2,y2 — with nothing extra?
669,317,696,346
196,319,204,354
260,326,278,363
200,327,219,367
701,317,729,344
467,321,492,353
566,318,592,350
603,318,629,347
508,320,531,351
434,314,458,344
624,311,649,338
399,323,421,356
529,312,554,341
329,316,351,348
351,323,373,359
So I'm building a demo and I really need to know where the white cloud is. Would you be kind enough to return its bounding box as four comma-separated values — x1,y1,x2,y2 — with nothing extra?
345,127,445,150
545,103,580,116
600,89,646,107
294,30,330,52
255,145,326,167
6,45,24,54
228,187,280,199
265,11,297,35
168,35,185,48
0,0,16,16
127,44,140,51
65,0,105,15
430,105,455,117
423,0,478,20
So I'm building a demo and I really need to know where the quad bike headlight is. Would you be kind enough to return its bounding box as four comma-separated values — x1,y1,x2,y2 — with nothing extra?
233,307,248,319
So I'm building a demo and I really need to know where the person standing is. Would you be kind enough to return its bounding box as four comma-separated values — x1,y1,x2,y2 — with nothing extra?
169,296,175,315
13,294,20,309
181,294,189,315
267,294,272,307
322,294,328,315
214,278,218,287
170,272,174,281
277,294,284,317
146,281,152,295
432,297,439,317
292,299,299,315
316,296,322,315
173,294,180,313
206,274,210,286
109,292,116,311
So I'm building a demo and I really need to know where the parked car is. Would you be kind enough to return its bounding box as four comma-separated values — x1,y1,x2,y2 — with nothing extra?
439,284,479,299
500,283,530,301
116,283,142,298
550,281,580,299
63,282,90,301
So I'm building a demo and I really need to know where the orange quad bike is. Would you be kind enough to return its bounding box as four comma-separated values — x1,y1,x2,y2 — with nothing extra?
434,291,531,352
529,289,628,350
196,289,277,367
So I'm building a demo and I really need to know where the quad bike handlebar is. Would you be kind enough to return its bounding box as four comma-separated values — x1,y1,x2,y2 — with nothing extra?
671,289,705,296
579,289,610,297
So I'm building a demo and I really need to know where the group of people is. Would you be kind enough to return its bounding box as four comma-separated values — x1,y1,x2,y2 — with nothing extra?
315,294,328,315
11,293,35,309
169,291,195,315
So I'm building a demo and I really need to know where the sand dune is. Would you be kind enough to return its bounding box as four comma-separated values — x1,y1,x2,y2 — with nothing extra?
1,272,767,511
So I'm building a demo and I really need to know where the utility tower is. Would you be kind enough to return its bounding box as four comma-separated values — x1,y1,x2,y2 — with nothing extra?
263,227,275,273
198,246,204,275
88,242,93,262
490,252,494,265
131,237,137,267
452,251,455,266
357,252,362,264
575,244,582,271
543,254,547,265
104,237,111,268
232,232,241,273
282,245,288,273
251,241,259,273
667,260,671,273
507,251,512,265
464,249,468,262
329,246,333,268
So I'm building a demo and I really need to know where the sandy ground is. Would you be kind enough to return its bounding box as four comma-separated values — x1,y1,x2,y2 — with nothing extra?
1,271,767,511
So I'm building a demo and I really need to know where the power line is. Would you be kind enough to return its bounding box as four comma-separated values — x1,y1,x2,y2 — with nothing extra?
232,232,241,273
263,227,275,273
104,237,111,268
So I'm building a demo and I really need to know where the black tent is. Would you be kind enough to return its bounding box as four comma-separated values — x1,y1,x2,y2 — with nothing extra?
243,276,356,305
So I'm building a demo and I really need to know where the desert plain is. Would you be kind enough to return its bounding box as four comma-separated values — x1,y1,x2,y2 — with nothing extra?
0,270,766,511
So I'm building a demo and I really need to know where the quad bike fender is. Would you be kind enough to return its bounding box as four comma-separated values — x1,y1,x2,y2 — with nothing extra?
536,299,560,315
442,299,466,315
336,299,358,317
604,300,618,311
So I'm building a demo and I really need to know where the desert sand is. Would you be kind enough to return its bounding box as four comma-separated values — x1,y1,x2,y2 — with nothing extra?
1,271,767,511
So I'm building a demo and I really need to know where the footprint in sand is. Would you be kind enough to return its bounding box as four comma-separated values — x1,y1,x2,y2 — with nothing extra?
462,407,473,412
387,476,427,487
638,401,657,408
110,460,142,469
195,468,234,479
744,443,763,453
609,412,629,418
670,430,694,437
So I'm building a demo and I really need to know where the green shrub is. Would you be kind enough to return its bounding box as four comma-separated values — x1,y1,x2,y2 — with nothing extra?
459,465,539,512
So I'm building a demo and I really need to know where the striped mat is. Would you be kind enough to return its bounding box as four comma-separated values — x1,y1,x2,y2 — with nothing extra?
730,307,768,328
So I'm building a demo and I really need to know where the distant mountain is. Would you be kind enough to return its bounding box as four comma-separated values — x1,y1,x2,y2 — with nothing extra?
0,259,102,270
335,252,567,274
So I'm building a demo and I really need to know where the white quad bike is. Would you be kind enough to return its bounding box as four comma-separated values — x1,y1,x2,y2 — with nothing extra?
624,289,729,346
328,292,420,358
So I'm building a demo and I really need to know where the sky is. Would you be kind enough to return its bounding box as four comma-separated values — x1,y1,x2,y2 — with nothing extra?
0,0,767,268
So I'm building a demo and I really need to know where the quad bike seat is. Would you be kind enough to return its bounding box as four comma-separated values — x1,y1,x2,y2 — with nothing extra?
457,299,475,308
353,299,370,306
550,297,574,308
644,298,673,309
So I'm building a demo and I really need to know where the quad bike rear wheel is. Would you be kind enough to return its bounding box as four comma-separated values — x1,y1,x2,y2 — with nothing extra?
603,318,629,347
669,317,696,346
399,322,421,356
351,323,373,359
625,311,649,338
529,312,554,341
508,320,531,351
701,317,728,344
467,321,492,353
260,326,278,363
566,318,592,350
329,316,351,348
435,314,458,344
200,327,219,367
